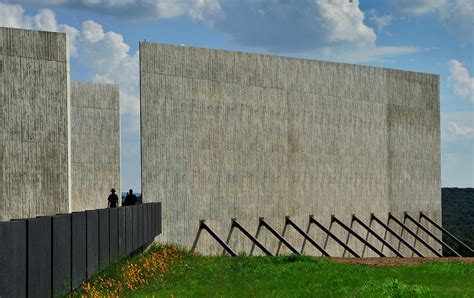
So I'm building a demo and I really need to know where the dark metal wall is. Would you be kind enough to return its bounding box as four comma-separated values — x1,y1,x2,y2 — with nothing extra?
0,202,162,298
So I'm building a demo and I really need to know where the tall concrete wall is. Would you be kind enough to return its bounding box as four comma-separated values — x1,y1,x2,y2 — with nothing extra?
70,82,120,211
0,27,70,221
140,43,441,256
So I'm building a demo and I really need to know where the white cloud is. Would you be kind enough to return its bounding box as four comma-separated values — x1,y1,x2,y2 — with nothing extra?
394,0,474,43
441,111,474,187
10,0,376,53
334,46,422,63
0,3,139,131
447,122,474,138
76,20,140,131
448,60,474,103
440,0,474,43
0,3,59,30
441,112,474,141
366,9,392,31
394,0,447,15
206,0,376,53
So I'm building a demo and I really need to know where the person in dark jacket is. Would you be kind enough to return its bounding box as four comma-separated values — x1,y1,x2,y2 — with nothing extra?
107,188,119,208
124,189,137,206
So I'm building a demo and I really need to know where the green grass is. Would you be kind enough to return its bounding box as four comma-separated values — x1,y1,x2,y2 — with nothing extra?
71,245,474,297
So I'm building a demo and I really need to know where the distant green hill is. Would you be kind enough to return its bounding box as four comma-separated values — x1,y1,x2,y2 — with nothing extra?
442,188,474,256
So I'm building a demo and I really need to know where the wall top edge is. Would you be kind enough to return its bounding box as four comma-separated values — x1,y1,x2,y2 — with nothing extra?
139,41,440,78
71,80,120,89
0,26,66,38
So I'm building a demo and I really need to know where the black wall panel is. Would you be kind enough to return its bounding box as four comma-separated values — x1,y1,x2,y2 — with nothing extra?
157,203,162,235
0,203,161,297
52,214,72,295
109,208,119,263
28,217,52,298
98,209,110,271
0,220,27,298
132,206,138,250
137,204,144,247
86,210,99,278
118,207,126,255
71,212,87,289
125,207,133,254
143,204,149,243
151,204,156,238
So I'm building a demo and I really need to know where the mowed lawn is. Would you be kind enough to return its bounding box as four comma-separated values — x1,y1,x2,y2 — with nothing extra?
70,244,474,297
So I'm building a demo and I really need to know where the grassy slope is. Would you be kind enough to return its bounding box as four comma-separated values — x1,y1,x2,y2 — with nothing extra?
97,247,473,298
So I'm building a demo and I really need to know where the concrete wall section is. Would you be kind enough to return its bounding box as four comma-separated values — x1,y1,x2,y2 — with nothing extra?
140,43,441,256
0,27,69,221
70,82,120,211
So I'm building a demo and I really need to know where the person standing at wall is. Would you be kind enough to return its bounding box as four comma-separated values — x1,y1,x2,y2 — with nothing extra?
108,188,119,208
124,189,137,206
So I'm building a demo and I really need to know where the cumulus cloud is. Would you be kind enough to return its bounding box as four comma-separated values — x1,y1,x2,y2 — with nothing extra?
448,60,474,103
77,20,140,131
335,46,422,63
0,3,139,131
439,0,474,43
447,122,474,138
205,0,376,53
11,0,221,20
394,0,474,43
441,112,474,141
393,0,447,15
366,9,392,31
0,3,81,54
0,3,58,30
10,0,377,53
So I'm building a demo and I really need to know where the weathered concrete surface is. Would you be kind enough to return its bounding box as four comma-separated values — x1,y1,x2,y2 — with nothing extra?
70,82,120,211
140,43,441,256
0,27,69,221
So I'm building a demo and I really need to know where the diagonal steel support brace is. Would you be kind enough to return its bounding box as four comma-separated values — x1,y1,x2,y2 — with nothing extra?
285,216,330,257
331,215,385,257
258,218,300,255
404,213,460,257
308,215,360,258
352,215,404,258
232,218,273,256
371,214,424,258
389,213,442,257
191,220,237,257
419,212,474,256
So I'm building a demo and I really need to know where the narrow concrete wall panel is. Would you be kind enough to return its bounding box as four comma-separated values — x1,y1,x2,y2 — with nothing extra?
70,82,120,212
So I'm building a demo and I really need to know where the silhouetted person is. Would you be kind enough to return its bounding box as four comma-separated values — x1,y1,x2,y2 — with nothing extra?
108,188,119,208
124,189,137,206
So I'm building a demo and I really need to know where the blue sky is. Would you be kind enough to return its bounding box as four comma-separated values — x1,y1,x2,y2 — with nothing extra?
1,0,473,191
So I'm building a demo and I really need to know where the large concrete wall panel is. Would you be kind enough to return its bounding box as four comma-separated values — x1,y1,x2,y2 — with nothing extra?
140,43,441,256
0,27,69,221
70,82,120,211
